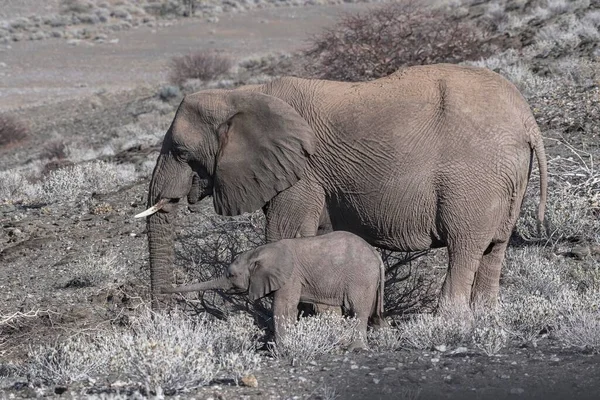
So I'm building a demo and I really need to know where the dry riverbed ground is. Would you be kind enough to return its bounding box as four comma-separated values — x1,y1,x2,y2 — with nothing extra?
1,0,600,399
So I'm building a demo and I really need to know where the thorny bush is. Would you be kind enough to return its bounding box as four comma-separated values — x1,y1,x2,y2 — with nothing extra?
169,50,233,86
303,1,493,82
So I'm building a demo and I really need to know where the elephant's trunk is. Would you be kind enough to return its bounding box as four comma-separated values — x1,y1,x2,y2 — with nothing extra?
144,152,194,309
147,182,176,310
161,276,233,294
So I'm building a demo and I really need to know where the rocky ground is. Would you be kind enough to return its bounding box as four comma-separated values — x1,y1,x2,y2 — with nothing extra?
1,0,600,399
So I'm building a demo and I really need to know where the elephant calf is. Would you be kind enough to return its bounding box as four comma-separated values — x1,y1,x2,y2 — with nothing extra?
162,231,387,349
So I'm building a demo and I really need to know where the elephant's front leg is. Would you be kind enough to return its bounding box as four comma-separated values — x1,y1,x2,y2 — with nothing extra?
271,284,302,344
263,178,326,242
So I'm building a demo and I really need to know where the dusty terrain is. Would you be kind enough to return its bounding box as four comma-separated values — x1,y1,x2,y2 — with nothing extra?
0,3,377,111
1,0,600,399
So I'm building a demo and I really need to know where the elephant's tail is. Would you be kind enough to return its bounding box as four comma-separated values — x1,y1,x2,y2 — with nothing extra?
527,118,548,236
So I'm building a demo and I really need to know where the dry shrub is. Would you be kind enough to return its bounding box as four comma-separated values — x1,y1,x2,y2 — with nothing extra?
268,312,359,361
0,115,29,149
379,249,442,316
303,1,493,82
19,309,262,394
558,306,600,354
59,0,93,14
34,160,138,203
516,139,599,244
169,50,233,86
173,210,272,328
373,308,507,356
238,52,298,78
397,307,474,350
40,141,67,160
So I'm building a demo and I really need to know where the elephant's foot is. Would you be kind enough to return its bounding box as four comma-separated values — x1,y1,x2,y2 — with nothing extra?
150,291,173,312
347,339,368,352
370,316,390,330
436,294,473,317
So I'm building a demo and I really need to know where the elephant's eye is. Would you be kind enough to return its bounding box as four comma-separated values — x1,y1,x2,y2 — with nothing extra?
174,148,189,163
217,119,233,138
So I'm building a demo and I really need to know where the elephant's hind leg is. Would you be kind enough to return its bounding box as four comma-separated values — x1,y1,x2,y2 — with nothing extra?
439,245,487,311
471,241,509,309
471,181,527,309
437,184,511,312
346,288,377,351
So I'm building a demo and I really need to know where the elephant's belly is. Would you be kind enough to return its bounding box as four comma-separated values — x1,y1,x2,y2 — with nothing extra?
299,293,342,308
327,186,442,252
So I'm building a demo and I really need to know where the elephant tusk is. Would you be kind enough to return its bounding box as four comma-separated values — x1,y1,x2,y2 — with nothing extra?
134,198,169,218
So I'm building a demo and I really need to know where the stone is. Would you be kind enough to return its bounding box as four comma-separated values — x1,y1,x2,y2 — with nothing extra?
241,374,258,388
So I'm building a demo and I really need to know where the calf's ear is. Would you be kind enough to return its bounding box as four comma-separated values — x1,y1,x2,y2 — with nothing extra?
248,248,294,301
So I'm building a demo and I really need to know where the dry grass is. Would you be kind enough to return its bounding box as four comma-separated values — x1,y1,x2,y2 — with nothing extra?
18,309,262,394
268,312,360,362
169,50,234,86
557,306,600,354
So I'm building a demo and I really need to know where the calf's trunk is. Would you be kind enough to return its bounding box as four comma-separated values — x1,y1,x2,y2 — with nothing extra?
162,276,233,294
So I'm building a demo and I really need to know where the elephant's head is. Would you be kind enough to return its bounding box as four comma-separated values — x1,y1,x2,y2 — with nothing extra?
137,89,316,308
161,245,295,302
229,245,294,301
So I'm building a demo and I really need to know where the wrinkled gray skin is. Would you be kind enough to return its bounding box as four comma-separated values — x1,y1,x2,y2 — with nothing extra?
144,63,548,312
162,231,387,349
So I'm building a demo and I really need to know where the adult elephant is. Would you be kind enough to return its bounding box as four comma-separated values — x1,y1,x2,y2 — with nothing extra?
138,63,547,311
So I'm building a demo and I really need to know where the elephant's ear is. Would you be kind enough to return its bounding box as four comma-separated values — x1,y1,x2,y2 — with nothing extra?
248,252,294,302
213,91,316,216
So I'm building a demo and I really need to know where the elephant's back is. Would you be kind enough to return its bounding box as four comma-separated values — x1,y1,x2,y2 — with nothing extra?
285,231,381,267
339,63,534,168
314,64,536,252
326,64,529,144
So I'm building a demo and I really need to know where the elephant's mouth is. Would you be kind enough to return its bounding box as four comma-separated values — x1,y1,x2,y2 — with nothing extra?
134,198,180,218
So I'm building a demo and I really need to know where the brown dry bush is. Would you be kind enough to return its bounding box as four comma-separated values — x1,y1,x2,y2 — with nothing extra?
379,249,442,317
173,212,273,329
169,50,233,86
40,141,67,160
0,115,29,149
303,1,493,82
